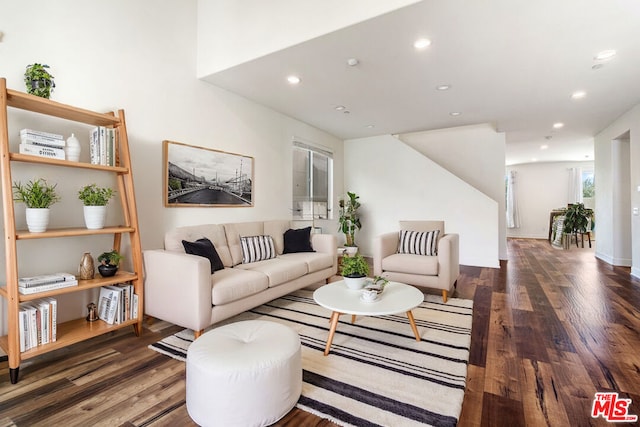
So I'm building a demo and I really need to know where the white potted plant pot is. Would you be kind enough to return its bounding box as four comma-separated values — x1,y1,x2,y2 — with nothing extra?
25,208,50,233
83,205,107,229
344,246,358,256
344,275,367,289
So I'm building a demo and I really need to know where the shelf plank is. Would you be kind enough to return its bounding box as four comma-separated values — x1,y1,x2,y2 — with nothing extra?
1,271,138,302
0,317,139,360
6,89,120,126
9,153,129,173
16,226,135,240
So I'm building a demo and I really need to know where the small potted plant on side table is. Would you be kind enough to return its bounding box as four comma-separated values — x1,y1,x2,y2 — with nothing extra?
78,184,115,229
13,178,61,232
341,253,369,289
97,250,123,277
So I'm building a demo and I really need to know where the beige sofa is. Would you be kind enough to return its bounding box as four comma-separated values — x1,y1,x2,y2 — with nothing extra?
143,220,337,336
373,220,459,302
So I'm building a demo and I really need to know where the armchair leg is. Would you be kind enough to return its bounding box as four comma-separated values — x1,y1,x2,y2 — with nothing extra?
194,329,204,339
442,290,448,303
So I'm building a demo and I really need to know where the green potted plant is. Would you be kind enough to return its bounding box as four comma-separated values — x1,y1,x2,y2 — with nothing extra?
13,178,61,232
97,249,123,277
562,203,593,249
78,184,115,229
24,63,55,99
338,191,362,253
340,253,369,289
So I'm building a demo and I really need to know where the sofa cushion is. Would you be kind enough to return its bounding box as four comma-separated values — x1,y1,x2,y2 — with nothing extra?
165,224,233,268
263,220,292,254
235,258,307,287
398,229,439,256
278,252,333,273
382,253,439,276
241,235,277,263
211,268,269,305
182,238,224,273
283,227,315,254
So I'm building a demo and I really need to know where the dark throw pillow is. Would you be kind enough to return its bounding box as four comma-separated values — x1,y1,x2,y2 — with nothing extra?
182,238,224,273
283,227,315,254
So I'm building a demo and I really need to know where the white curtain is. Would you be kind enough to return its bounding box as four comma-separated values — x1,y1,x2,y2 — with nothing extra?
569,167,583,203
506,170,520,228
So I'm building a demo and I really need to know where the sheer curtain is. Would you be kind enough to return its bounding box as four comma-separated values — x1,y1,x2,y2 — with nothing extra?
568,167,583,203
506,170,520,228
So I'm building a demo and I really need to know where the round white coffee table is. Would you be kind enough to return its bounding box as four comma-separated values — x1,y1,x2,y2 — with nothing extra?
313,280,424,355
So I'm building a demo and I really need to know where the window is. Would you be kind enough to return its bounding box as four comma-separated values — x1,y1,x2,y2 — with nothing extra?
582,170,595,198
292,141,333,220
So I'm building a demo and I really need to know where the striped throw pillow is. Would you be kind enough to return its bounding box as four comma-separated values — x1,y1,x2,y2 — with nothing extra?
240,235,276,263
398,229,440,256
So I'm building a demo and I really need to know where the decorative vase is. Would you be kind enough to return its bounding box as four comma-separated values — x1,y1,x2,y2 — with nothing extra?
344,275,367,290
344,246,358,256
25,207,50,233
79,252,95,280
98,264,118,277
83,205,107,229
65,133,81,162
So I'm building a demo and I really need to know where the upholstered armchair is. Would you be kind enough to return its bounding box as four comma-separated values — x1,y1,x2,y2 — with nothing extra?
373,220,460,302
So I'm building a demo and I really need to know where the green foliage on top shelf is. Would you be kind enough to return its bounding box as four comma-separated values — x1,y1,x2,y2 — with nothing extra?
24,63,55,98
78,184,115,206
13,178,61,208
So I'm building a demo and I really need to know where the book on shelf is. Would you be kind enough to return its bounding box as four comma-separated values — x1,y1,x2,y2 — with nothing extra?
19,143,66,160
20,128,64,143
132,293,139,319
20,135,66,149
19,272,76,287
89,126,116,166
19,298,57,352
98,287,119,325
18,279,78,295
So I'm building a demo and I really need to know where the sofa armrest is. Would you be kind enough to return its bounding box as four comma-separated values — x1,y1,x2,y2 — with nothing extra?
143,249,212,331
437,233,460,290
311,233,338,273
373,232,399,276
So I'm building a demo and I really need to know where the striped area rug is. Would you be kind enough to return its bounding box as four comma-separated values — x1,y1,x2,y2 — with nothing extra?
149,289,473,427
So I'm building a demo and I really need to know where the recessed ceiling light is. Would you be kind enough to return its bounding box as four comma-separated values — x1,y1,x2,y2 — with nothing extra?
571,90,587,99
335,105,345,111
553,122,564,129
540,144,549,150
449,112,461,116
436,84,451,91
287,75,301,84
365,124,375,129
414,38,431,49
594,49,616,62
531,158,538,162
347,58,359,66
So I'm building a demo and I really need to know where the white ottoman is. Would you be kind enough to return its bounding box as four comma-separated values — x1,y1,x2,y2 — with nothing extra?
186,320,302,427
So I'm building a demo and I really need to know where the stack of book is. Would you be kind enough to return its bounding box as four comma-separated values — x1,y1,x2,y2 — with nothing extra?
98,284,138,325
90,126,117,166
19,128,66,160
19,298,57,352
18,273,78,295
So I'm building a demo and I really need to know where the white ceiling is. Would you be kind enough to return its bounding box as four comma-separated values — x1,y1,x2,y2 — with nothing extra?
202,0,640,165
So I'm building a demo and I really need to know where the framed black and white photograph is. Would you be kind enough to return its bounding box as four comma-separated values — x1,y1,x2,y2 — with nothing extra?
164,140,254,207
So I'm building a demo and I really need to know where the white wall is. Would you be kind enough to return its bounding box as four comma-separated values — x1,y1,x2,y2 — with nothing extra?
196,0,420,76
506,161,594,239
0,0,344,335
344,135,499,268
595,103,640,274
398,124,507,260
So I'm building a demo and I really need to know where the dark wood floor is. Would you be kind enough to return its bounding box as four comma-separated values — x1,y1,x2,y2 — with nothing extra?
1,238,639,426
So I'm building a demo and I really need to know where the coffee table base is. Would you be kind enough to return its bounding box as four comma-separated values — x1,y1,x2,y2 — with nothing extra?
323,310,421,356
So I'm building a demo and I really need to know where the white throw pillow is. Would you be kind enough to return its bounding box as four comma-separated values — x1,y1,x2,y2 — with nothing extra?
398,229,439,256
241,235,276,263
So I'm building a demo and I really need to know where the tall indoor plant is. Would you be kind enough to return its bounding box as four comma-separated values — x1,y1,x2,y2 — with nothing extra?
13,178,60,232
338,191,362,249
78,184,115,229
